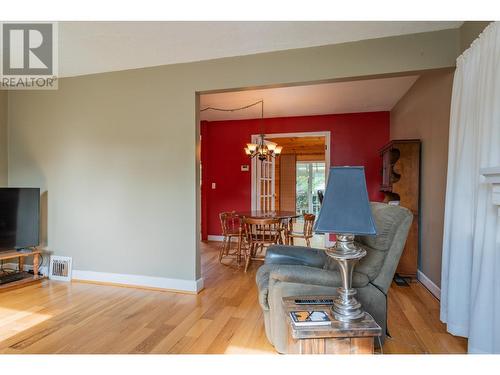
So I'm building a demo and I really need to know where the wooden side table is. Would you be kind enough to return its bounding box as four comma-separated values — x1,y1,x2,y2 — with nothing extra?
283,296,382,354
0,248,44,290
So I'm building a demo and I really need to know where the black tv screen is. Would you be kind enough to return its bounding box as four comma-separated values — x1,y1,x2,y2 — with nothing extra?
0,188,40,251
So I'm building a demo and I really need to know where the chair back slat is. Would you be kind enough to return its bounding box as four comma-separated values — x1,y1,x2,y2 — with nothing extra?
302,214,316,237
219,211,240,236
242,217,281,246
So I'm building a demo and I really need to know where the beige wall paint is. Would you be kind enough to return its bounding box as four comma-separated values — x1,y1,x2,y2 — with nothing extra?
0,91,7,185
459,21,491,53
390,70,455,287
7,29,461,286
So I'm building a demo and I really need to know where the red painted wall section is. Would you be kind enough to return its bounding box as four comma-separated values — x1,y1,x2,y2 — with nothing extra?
201,112,390,238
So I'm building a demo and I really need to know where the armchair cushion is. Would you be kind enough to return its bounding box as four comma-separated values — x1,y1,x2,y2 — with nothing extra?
256,263,369,310
324,202,413,282
323,244,387,281
354,246,387,281
356,202,409,251
264,245,326,268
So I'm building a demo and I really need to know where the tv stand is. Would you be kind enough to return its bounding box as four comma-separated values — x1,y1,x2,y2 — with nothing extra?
0,248,44,290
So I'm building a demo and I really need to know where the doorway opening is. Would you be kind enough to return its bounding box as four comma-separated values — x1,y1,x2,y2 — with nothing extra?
250,132,329,248
251,132,329,214
199,73,418,247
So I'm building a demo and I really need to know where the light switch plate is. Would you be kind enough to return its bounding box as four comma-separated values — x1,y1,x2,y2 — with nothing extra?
211,182,216,189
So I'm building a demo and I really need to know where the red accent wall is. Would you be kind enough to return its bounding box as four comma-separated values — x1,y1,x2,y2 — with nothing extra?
201,112,390,239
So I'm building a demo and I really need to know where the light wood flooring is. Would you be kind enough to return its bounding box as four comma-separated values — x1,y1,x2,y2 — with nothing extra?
0,241,467,354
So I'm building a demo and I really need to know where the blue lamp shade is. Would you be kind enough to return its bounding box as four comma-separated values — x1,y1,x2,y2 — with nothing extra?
314,166,377,236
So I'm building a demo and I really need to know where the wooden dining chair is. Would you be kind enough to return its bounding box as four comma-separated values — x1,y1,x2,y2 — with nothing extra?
219,211,244,265
242,217,281,272
256,217,287,244
286,213,316,247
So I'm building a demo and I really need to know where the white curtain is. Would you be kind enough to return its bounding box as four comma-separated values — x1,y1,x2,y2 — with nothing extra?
441,22,500,354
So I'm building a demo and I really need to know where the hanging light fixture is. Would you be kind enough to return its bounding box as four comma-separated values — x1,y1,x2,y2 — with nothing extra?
201,99,283,162
244,135,282,161
243,100,282,161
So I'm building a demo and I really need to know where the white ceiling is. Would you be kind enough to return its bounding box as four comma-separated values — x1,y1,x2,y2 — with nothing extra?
200,75,419,121
58,21,462,77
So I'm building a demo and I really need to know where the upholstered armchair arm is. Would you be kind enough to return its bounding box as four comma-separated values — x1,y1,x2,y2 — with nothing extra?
268,264,369,288
265,245,327,268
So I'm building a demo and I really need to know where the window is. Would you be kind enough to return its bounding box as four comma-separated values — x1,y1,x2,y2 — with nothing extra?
296,162,325,216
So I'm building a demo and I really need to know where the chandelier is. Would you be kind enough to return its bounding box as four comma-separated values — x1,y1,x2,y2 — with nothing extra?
245,134,282,161
201,99,283,162
243,100,282,161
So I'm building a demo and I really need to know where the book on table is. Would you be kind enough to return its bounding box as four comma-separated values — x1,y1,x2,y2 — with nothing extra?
289,310,331,326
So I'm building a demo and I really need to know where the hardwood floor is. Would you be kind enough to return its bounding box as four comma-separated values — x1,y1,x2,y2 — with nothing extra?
0,241,467,354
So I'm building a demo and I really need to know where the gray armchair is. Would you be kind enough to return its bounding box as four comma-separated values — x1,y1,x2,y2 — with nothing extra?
255,202,413,353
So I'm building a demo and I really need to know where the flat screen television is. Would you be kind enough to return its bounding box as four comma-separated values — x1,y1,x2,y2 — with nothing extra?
0,188,40,251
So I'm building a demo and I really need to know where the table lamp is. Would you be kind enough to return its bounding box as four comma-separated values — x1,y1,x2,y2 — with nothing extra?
314,166,377,322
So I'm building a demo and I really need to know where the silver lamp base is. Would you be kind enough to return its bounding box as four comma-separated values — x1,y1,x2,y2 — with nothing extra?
325,234,367,322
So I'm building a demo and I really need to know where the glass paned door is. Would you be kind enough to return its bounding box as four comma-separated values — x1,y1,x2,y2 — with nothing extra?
296,162,325,216
256,157,275,212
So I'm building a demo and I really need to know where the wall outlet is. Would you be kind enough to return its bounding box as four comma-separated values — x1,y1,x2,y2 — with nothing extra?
241,165,249,172
211,182,216,189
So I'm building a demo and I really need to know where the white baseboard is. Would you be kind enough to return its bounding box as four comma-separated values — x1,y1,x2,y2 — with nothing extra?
207,235,224,242
4,262,203,294
72,269,204,294
417,270,441,300
195,277,204,292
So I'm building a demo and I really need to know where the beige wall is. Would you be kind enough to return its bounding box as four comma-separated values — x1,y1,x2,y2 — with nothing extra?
0,91,7,185
390,70,455,287
7,28,461,289
460,21,491,53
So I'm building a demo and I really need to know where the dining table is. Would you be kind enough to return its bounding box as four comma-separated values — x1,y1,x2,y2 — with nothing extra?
235,210,301,245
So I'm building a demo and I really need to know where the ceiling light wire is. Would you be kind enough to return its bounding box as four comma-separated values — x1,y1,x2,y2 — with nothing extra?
200,99,264,114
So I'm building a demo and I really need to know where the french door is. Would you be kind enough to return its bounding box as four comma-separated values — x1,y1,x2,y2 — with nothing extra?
255,157,275,212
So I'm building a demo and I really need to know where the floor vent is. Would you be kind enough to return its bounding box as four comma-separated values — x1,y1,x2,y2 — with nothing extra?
49,256,73,281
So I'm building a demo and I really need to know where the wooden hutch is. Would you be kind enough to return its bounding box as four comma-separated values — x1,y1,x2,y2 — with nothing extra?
379,139,421,279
